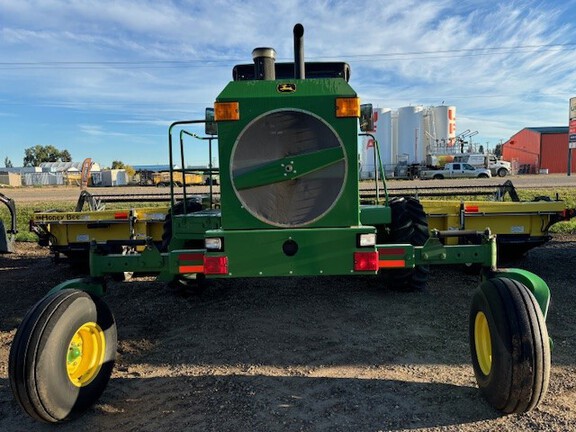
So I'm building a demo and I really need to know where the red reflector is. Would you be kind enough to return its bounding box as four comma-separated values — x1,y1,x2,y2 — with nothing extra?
204,256,228,275
114,212,129,219
354,251,379,271
178,253,204,262
179,265,204,273
379,260,406,268
379,248,406,256
465,205,479,213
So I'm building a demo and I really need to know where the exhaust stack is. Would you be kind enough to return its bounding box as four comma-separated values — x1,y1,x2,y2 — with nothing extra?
293,23,305,79
252,47,276,80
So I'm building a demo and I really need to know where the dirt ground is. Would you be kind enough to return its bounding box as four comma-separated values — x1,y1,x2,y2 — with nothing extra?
1,231,576,431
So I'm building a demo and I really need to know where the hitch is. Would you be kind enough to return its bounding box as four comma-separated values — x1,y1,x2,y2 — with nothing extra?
417,228,497,269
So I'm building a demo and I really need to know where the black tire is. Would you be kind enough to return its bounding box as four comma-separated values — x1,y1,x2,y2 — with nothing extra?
9,289,117,423
161,199,205,293
469,277,550,413
497,168,508,177
381,197,430,291
478,173,490,178
433,174,444,180
161,198,203,252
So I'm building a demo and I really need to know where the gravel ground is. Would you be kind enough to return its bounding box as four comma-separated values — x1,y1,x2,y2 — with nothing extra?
1,233,576,432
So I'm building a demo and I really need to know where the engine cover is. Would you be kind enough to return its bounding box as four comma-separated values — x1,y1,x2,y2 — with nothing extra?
215,78,360,230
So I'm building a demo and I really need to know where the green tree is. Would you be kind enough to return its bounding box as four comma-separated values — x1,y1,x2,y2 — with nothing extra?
111,160,135,179
494,144,502,157
60,149,72,162
4,156,13,168
124,165,135,178
23,145,72,167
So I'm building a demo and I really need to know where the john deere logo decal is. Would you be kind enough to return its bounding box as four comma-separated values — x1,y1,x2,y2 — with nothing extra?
277,83,296,93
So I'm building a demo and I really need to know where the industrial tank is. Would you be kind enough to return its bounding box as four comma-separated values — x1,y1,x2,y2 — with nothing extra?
360,108,392,178
397,106,425,164
430,105,456,153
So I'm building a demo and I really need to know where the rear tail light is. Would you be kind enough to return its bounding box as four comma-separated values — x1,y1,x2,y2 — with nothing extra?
204,256,229,275
354,251,379,271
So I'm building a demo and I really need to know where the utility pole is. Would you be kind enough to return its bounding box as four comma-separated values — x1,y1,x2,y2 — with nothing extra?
569,97,576,176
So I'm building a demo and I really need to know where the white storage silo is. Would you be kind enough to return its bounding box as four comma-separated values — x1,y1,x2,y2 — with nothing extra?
360,108,392,179
430,105,456,152
392,110,399,165
397,106,425,164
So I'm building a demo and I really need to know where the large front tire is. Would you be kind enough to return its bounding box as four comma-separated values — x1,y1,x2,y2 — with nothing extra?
469,277,550,413
9,289,117,423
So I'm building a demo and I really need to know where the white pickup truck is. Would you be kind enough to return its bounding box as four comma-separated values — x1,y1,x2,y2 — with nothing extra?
419,162,492,180
453,153,511,177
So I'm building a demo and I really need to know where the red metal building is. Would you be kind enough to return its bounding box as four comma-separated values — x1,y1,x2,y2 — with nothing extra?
502,127,571,174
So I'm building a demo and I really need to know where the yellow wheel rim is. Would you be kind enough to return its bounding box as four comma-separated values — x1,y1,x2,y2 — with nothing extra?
474,311,492,376
66,322,106,387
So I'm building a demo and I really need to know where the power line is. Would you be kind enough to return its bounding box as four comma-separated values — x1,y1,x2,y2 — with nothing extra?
0,42,574,69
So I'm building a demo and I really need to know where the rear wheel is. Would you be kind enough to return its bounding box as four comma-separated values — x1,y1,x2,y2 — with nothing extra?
381,197,429,291
161,199,205,295
469,277,550,413
9,289,117,423
161,198,204,252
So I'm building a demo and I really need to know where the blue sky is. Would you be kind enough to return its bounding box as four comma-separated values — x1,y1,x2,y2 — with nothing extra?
1,0,576,168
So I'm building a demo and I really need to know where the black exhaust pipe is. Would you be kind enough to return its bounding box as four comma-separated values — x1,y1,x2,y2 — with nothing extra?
293,23,305,79
252,47,276,80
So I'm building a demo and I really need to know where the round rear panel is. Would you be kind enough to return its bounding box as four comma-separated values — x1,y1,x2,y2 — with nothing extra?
231,109,347,227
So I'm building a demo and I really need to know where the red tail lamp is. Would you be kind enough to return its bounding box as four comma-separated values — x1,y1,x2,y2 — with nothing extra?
354,251,379,271
204,256,229,275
